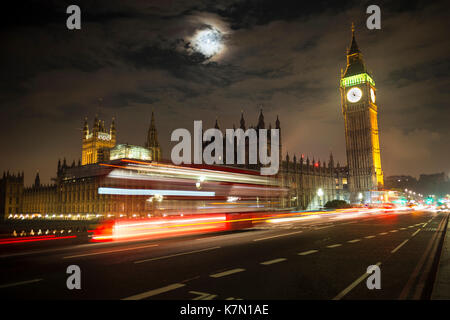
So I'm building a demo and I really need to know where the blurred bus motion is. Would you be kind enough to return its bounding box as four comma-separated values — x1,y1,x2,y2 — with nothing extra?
90,159,288,241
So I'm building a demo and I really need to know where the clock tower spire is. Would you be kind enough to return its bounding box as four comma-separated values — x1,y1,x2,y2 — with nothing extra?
340,24,383,202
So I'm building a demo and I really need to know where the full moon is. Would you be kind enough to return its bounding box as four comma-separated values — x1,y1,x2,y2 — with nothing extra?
193,28,224,58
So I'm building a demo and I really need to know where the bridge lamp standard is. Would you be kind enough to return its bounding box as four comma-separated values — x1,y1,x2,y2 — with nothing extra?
358,192,363,204
317,188,324,208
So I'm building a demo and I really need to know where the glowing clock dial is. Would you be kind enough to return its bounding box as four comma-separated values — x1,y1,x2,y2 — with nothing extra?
347,87,362,103
370,88,376,103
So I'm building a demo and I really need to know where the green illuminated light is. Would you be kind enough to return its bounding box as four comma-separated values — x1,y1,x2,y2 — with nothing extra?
341,73,375,88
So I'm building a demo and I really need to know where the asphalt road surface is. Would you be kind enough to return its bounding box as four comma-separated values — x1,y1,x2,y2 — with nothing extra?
0,209,447,300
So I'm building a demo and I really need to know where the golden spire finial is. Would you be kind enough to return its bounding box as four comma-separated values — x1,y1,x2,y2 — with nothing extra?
351,22,355,33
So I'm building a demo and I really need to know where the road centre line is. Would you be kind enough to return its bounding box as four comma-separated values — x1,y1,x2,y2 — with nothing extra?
326,244,342,248
122,283,186,300
298,249,318,256
365,235,376,239
379,232,388,235
210,268,245,278
260,258,287,265
348,239,360,243
391,239,409,254
134,246,220,264
412,229,421,237
332,262,382,300
390,230,398,233
63,244,159,259
253,231,303,242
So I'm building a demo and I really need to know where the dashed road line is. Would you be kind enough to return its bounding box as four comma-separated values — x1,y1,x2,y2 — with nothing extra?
63,244,159,259
260,258,287,265
253,231,303,242
412,229,421,237
298,249,318,256
0,278,43,289
332,262,382,300
390,230,398,233
348,239,360,243
210,268,245,278
391,239,409,254
379,232,388,235
326,244,342,248
134,246,220,264
365,235,376,239
122,283,186,300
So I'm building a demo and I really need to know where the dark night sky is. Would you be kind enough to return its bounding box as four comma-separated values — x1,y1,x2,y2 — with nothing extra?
1,0,449,186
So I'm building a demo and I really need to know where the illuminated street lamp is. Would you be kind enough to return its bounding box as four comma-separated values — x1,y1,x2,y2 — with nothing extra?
358,192,363,204
317,188,324,208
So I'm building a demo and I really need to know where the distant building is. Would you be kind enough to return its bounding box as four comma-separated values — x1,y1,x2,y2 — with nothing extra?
110,144,152,161
384,175,418,191
205,110,349,210
82,116,116,165
0,172,24,218
1,111,162,220
418,173,449,197
145,111,162,162
340,24,384,200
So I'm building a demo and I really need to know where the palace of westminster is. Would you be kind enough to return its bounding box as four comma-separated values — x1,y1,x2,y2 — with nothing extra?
0,26,385,219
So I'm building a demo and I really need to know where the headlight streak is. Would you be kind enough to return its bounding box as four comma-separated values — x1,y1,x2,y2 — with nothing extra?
91,210,343,242
101,160,279,186
97,187,215,197
0,235,77,245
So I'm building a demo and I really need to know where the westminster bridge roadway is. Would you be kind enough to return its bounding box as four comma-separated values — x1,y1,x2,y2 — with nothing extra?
0,209,448,300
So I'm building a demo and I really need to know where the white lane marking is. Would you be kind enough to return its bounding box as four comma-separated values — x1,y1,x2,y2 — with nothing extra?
0,278,43,289
298,249,318,256
253,230,303,242
122,283,185,300
422,223,428,228
63,244,159,259
412,229,421,237
365,235,376,239
189,291,217,300
326,244,342,248
260,258,287,265
390,230,398,233
400,227,406,230
348,239,361,243
391,239,409,254
210,268,245,278
332,262,382,300
134,246,220,264
315,225,335,230
379,232,388,235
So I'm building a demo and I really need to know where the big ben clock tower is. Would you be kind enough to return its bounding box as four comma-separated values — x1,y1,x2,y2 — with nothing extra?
340,24,383,200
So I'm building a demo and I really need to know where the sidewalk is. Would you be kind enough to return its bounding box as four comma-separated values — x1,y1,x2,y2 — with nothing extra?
432,212,450,299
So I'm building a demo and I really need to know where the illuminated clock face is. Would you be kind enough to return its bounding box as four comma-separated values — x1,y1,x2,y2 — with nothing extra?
370,88,376,103
347,87,362,103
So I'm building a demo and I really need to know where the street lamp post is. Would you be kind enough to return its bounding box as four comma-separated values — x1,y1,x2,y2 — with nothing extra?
317,188,324,209
358,192,363,204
